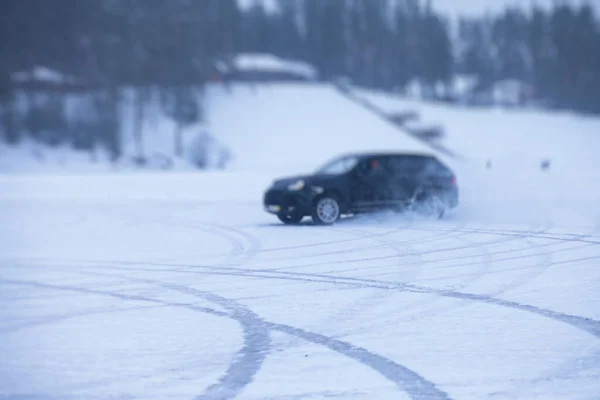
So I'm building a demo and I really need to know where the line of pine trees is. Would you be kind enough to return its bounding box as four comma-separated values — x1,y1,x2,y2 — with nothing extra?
1,0,599,150
457,4,600,113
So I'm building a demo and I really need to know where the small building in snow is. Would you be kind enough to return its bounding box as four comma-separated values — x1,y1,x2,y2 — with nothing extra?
444,74,480,103
212,53,319,83
11,66,83,92
491,79,535,107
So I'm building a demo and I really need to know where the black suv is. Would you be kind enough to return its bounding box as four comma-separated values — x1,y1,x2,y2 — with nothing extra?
263,152,459,225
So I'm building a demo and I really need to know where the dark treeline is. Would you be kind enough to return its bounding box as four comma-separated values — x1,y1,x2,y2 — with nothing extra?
457,4,600,113
0,0,453,88
0,0,599,155
1,0,598,107
0,0,240,86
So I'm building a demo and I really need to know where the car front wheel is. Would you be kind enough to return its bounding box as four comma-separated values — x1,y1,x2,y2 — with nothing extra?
312,196,341,225
278,213,304,225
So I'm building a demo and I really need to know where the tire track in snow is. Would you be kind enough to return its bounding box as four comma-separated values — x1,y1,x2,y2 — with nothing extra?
321,224,550,278
378,222,498,323
159,218,263,265
48,253,600,340
302,223,535,332
307,222,490,331
402,226,600,244
158,281,452,400
13,248,600,340
406,233,594,288
0,279,271,400
257,219,476,266
392,229,559,323
282,223,595,331
0,305,166,334
277,223,426,350
109,207,264,266
262,225,553,274
3,277,452,400
179,261,600,339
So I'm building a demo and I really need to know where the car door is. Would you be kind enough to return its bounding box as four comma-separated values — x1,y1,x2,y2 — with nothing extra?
386,156,422,204
349,157,391,210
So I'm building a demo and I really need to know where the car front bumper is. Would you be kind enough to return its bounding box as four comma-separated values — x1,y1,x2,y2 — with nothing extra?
263,188,314,216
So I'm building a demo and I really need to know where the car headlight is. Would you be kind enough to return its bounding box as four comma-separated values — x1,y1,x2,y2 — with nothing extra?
287,180,305,191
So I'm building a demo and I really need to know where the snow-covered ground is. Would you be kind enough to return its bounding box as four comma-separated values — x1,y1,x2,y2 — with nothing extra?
1,82,600,399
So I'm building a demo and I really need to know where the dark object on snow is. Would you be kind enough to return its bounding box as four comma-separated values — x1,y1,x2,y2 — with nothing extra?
387,111,419,126
409,125,445,141
486,160,492,169
540,159,551,171
263,151,459,225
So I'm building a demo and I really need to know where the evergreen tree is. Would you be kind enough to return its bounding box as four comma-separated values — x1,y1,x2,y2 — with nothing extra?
418,10,453,86
240,1,272,53
527,6,554,99
551,5,578,108
571,5,600,112
492,8,531,81
319,0,347,78
274,0,304,60
457,17,495,84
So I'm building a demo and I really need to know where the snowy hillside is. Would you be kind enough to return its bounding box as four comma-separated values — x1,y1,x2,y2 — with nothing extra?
205,83,435,174
351,87,600,175
0,83,435,175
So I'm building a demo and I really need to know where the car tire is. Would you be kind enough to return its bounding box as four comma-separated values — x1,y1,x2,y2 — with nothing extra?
432,196,446,219
311,195,341,225
278,213,303,225
417,196,446,219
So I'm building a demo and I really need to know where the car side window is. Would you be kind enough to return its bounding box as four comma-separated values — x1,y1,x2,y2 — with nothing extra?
427,159,453,177
388,156,447,178
354,159,371,177
388,156,416,176
355,158,389,180
414,158,451,178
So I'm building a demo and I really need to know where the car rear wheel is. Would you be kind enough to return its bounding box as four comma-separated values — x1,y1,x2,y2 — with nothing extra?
312,196,341,225
416,196,446,219
278,213,304,225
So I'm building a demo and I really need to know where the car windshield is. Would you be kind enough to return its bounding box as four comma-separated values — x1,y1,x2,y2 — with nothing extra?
315,155,360,175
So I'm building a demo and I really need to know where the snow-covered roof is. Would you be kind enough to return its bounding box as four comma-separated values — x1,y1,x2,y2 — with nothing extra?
230,53,318,80
12,66,78,85
452,74,479,94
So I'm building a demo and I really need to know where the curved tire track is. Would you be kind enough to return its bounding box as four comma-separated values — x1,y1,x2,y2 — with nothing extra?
1,278,271,400
11,253,600,339
45,257,600,340
2,277,452,400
